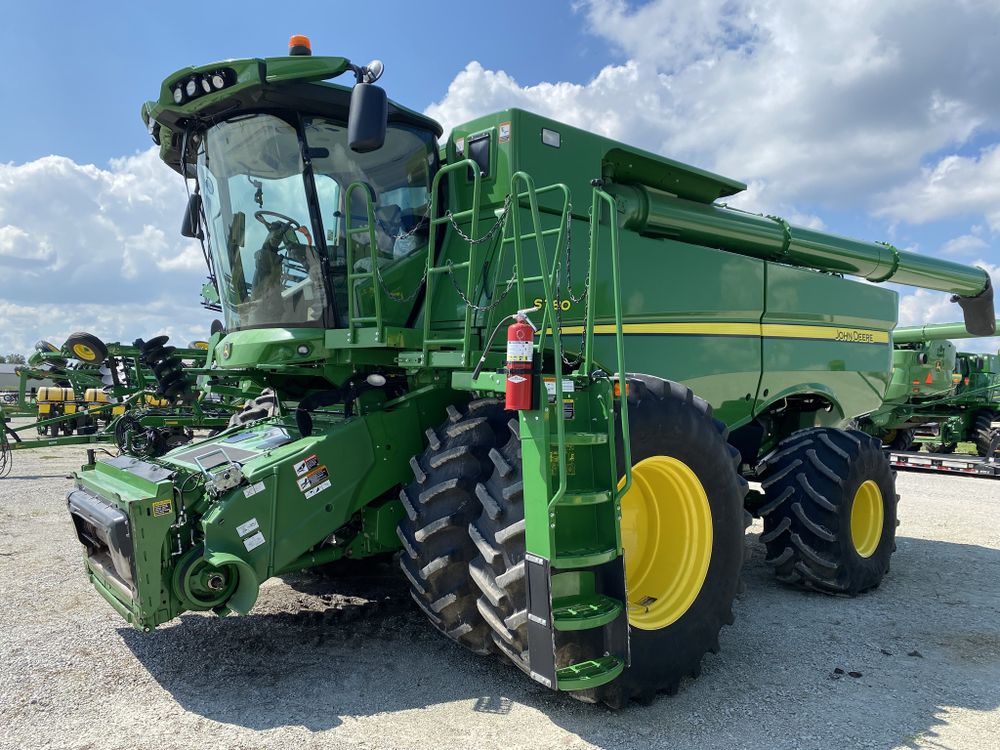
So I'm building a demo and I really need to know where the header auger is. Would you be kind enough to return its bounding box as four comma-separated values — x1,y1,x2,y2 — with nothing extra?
65,35,994,707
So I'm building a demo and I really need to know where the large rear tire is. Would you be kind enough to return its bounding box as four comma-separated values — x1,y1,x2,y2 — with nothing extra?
758,428,897,595
397,399,510,655
973,411,999,457
469,375,749,707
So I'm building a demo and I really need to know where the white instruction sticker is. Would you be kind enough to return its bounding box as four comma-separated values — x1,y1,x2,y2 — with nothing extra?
304,479,332,499
236,518,259,538
243,531,266,552
506,340,533,362
543,378,575,401
243,481,265,498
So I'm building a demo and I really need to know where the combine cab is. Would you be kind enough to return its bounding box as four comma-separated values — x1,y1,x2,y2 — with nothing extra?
65,36,995,706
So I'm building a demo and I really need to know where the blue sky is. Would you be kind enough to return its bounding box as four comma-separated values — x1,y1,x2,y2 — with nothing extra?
2,0,1000,355
0,2,614,165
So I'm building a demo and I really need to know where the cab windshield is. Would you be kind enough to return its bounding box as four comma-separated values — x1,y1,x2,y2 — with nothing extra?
197,113,436,330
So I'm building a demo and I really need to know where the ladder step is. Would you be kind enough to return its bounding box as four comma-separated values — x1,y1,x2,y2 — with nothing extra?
560,431,608,445
553,546,619,568
552,594,623,632
556,489,613,507
556,655,625,691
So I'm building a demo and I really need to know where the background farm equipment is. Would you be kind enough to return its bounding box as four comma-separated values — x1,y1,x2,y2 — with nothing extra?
64,36,995,707
859,320,1000,454
0,332,250,477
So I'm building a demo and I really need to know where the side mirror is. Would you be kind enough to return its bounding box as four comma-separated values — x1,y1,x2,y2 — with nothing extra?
181,193,203,239
348,83,387,153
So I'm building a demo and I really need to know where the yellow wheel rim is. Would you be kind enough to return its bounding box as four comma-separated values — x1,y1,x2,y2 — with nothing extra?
850,480,884,558
619,456,713,631
191,341,209,350
72,343,97,361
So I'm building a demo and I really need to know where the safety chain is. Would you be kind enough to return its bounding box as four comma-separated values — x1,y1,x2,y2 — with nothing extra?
375,208,430,241
560,201,589,305
374,261,429,303
368,196,515,305
446,263,518,313
364,204,433,303
441,194,518,313
446,194,513,244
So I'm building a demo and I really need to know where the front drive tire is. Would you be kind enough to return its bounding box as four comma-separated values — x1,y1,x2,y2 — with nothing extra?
397,398,510,655
759,428,897,595
468,375,749,707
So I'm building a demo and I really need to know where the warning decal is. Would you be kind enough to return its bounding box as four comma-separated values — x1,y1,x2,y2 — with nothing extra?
151,499,172,518
236,517,259,538
304,480,332,499
293,454,319,477
297,465,330,493
243,531,266,552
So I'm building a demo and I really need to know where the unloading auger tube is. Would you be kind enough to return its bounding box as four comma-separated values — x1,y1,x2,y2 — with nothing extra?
893,319,1000,344
606,183,996,335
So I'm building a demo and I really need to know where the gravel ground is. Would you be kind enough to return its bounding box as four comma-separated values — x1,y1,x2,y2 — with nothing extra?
0,439,998,750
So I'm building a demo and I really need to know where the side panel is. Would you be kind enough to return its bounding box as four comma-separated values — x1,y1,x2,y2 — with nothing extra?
758,264,897,422
589,235,765,428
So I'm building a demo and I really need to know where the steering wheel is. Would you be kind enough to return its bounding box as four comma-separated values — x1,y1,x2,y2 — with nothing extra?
254,210,301,231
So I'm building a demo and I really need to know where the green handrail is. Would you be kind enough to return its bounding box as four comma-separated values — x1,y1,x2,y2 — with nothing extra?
508,172,571,508
423,159,484,365
591,187,632,501
343,181,383,344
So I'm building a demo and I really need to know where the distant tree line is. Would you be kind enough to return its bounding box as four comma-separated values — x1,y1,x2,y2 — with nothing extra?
0,354,27,364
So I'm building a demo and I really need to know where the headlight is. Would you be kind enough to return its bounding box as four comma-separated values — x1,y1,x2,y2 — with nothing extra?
201,76,212,94
185,79,198,97
172,86,184,104
211,73,226,90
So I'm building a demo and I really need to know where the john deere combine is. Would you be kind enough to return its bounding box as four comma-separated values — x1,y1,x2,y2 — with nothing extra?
861,320,1000,454
65,37,995,707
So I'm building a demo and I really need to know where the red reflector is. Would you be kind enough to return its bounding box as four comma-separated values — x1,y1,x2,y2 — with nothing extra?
925,372,934,384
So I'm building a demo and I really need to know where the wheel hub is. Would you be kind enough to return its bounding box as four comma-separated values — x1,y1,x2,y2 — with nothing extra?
619,456,713,630
850,479,884,558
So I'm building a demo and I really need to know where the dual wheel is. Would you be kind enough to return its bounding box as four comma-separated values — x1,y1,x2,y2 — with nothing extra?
398,378,899,707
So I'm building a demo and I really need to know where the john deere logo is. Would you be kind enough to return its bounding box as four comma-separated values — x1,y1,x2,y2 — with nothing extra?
223,343,232,359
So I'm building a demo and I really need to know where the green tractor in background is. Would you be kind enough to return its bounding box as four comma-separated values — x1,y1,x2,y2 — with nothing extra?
65,36,995,707
860,320,1000,455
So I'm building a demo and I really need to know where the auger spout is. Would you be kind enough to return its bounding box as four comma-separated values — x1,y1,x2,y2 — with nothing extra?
607,183,995,335
893,319,1000,345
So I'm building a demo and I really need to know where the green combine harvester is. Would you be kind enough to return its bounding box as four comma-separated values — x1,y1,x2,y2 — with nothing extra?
861,320,1000,454
65,36,996,707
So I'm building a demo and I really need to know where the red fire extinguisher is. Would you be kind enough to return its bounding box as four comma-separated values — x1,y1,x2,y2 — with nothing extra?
505,308,538,410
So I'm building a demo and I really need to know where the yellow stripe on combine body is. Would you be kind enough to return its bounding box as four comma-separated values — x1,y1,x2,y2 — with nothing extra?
549,322,889,344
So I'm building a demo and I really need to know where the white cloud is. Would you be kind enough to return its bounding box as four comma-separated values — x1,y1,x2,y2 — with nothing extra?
0,298,214,357
428,0,1000,211
940,233,989,257
876,144,1000,230
0,149,214,355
